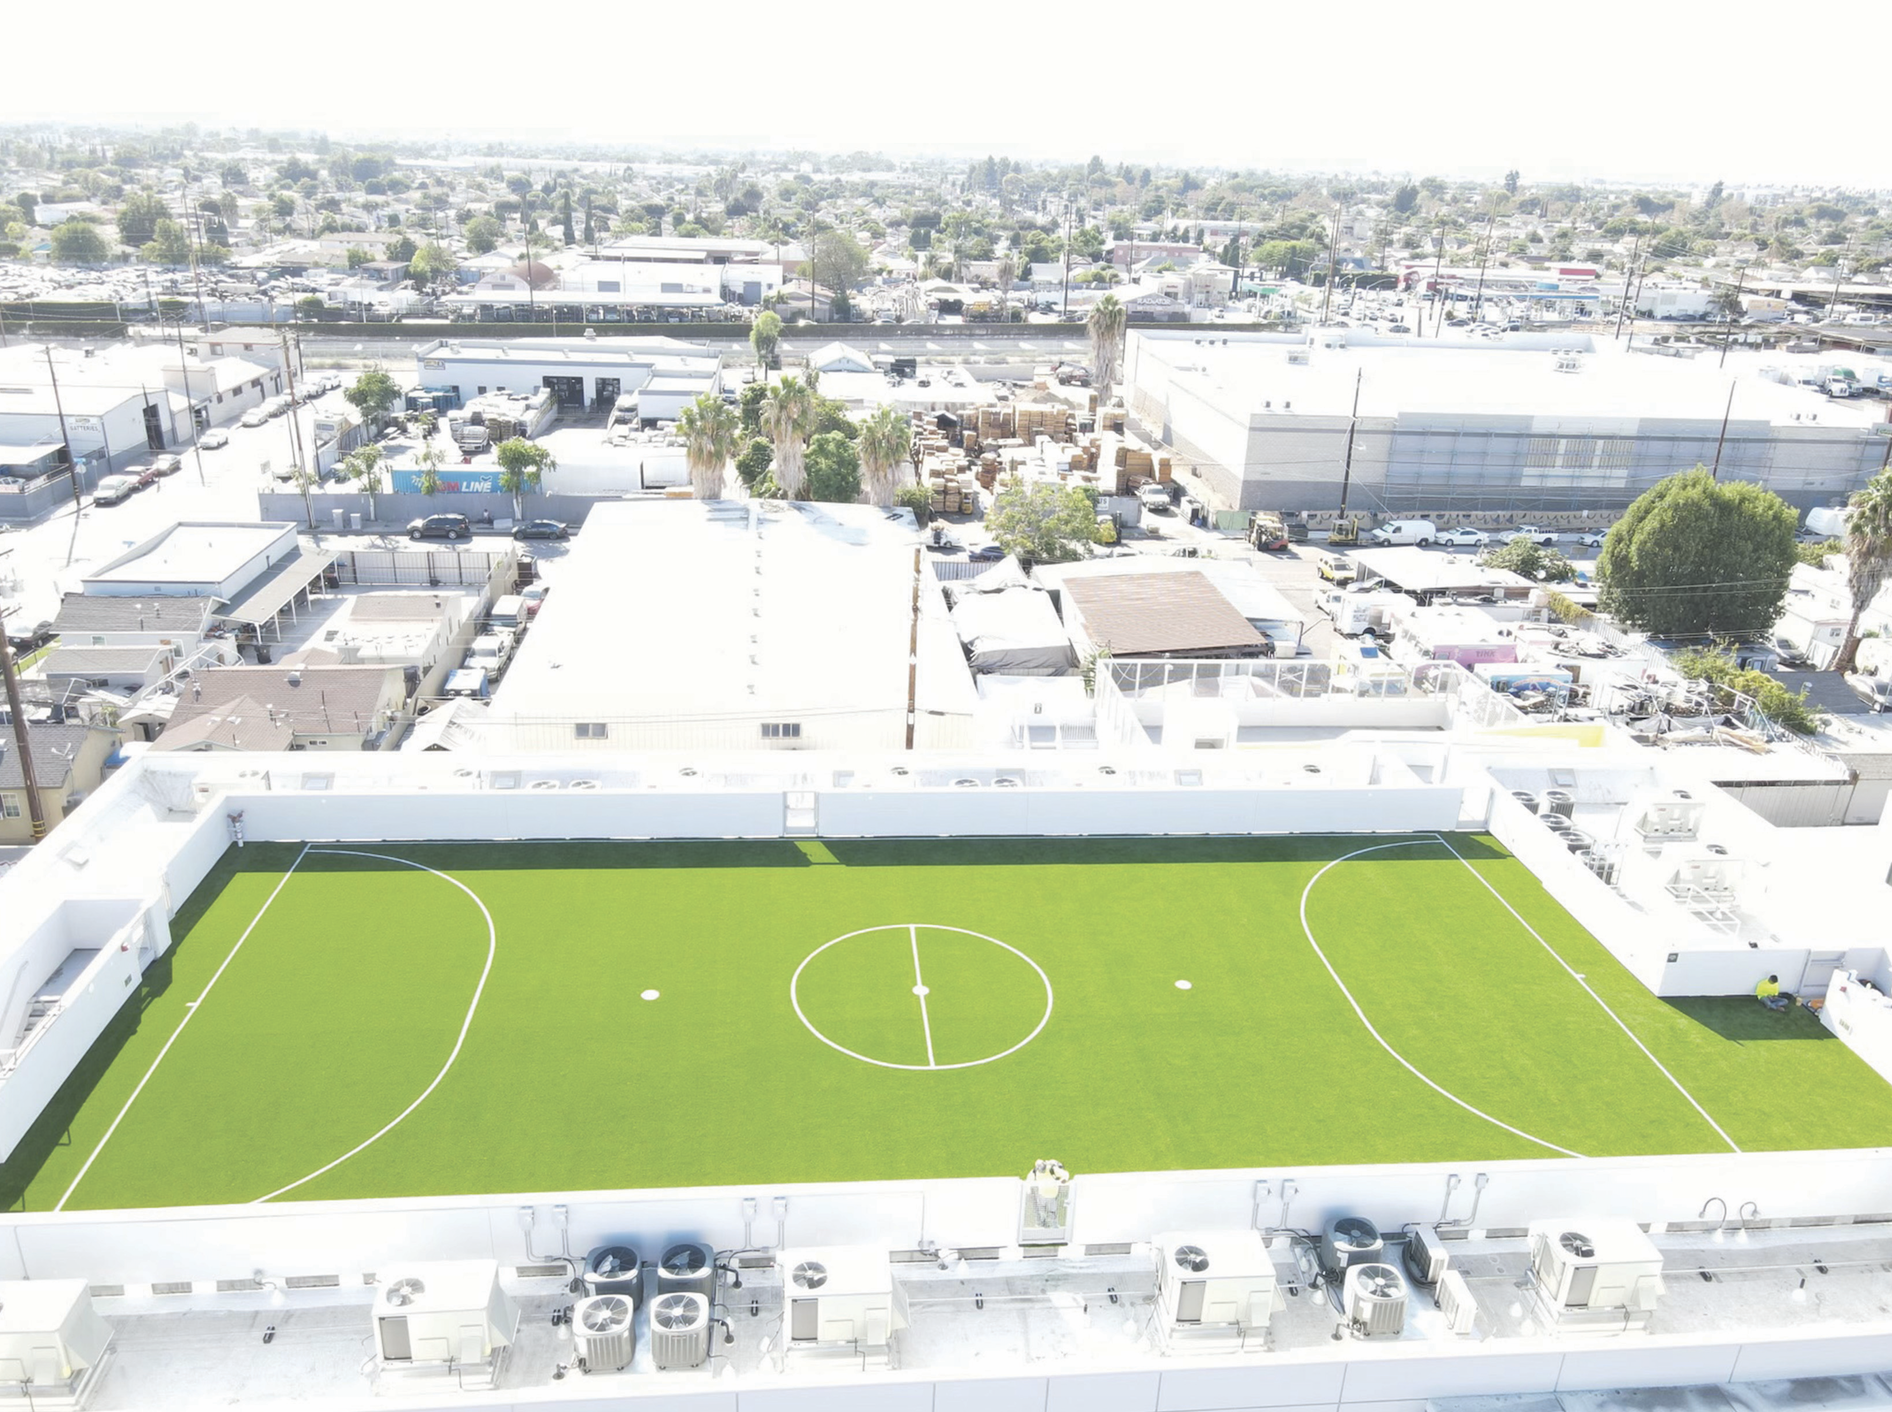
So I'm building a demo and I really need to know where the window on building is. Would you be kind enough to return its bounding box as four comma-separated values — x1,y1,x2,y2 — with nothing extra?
574,723,608,739
597,280,620,293
761,722,802,740
0,796,19,819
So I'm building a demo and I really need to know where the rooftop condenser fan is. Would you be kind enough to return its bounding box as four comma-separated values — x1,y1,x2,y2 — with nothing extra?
581,1295,631,1333
385,1277,425,1307
791,1261,829,1291
657,1241,716,1298
1560,1232,1596,1260
1173,1245,1211,1274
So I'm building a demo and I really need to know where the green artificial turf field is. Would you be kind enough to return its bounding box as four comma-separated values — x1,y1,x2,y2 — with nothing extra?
9,832,1891,1213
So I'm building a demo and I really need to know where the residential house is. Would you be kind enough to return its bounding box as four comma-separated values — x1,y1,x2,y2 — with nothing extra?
0,721,121,843
151,663,408,752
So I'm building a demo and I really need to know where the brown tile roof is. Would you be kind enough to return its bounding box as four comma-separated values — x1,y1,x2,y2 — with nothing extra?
1061,569,1263,656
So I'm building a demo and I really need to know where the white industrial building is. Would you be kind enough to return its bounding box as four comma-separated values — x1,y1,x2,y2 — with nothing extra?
1124,329,1891,516
412,335,720,416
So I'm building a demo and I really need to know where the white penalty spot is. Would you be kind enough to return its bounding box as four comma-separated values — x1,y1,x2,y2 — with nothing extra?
1175,980,1193,990
912,985,930,996
641,989,660,1001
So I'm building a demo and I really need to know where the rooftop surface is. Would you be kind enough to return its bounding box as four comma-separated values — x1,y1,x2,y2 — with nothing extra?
1061,570,1265,656
83,523,295,589
1131,333,1889,427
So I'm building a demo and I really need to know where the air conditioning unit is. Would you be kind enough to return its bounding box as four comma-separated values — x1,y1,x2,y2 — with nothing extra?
1528,1220,1664,1330
648,1291,710,1370
1321,1217,1383,1277
571,1294,635,1372
781,1245,907,1350
374,1260,519,1368
582,1245,643,1306
1437,1268,1477,1335
656,1242,715,1299
1404,1225,1449,1285
1155,1230,1282,1334
1343,1261,1408,1337
0,1279,113,1402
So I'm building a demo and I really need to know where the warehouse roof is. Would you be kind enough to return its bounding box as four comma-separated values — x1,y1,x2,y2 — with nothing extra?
1060,570,1265,656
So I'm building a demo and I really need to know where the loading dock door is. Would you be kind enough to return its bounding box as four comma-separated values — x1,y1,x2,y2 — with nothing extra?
542,375,584,408
593,377,620,412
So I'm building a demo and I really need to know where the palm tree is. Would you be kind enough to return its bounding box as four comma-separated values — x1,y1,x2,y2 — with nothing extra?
677,392,740,500
1087,292,1127,400
857,405,911,507
1834,469,1892,673
761,376,816,498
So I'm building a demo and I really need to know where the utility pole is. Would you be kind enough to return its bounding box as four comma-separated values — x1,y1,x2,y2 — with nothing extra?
1829,240,1849,323
0,629,47,840
1061,199,1074,322
169,315,208,486
1469,204,1498,324
1719,266,1747,369
1613,235,1642,340
1430,225,1447,336
42,347,83,518
1709,382,1736,480
1320,203,1342,323
1337,367,1364,519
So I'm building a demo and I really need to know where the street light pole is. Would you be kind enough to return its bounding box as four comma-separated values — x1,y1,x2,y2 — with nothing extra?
42,347,83,518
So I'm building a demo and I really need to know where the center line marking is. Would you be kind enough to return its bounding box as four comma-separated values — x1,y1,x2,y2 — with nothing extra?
909,925,937,1068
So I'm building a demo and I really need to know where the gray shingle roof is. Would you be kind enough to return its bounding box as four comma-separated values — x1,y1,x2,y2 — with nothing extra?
0,722,89,790
51,594,215,634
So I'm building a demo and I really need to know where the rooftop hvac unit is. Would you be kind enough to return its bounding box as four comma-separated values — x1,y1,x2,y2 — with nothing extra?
571,1294,635,1372
648,1292,710,1370
1540,789,1575,820
1510,791,1539,813
1343,1262,1408,1337
656,1242,715,1300
1527,1220,1664,1328
1155,1230,1283,1333
1437,1268,1477,1335
1632,790,1703,843
582,1245,643,1306
0,1279,113,1402
1320,1217,1383,1277
374,1260,519,1368
1404,1225,1450,1285
781,1245,907,1350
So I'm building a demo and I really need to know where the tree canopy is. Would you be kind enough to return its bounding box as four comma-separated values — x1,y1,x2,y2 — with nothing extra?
750,311,782,371
116,191,169,248
50,219,109,264
804,431,862,504
1480,538,1575,582
139,219,192,266
463,215,502,254
985,480,1103,564
343,367,402,423
1596,468,1797,639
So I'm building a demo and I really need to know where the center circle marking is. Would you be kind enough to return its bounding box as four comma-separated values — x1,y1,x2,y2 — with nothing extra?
790,925,1053,1071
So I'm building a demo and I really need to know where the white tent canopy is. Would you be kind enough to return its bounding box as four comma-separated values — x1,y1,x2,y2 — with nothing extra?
809,341,876,374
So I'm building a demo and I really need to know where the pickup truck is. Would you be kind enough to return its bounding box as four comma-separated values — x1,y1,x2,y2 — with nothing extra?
1509,525,1559,547
464,631,514,674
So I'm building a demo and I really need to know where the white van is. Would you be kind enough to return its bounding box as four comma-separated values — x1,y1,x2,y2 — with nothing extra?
488,595,528,632
1363,519,1437,547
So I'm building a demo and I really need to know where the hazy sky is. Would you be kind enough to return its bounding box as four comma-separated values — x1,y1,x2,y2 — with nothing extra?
5,0,1878,188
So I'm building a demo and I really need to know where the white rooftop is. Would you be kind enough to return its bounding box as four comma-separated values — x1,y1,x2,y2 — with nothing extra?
82,523,296,590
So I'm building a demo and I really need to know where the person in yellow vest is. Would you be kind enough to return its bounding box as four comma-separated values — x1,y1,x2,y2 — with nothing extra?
1755,974,1789,1011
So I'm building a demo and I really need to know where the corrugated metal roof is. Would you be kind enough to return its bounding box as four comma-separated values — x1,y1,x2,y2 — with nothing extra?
1061,570,1264,656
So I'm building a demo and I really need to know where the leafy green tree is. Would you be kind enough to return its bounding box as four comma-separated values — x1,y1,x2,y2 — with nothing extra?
1504,169,1520,195
805,231,869,301
494,437,556,520
985,479,1104,564
559,191,575,246
116,190,169,247
50,219,109,264
386,235,417,265
1795,538,1841,567
1596,468,1797,638
1480,538,1576,581
345,246,373,269
894,482,933,525
463,215,502,254
1254,238,1320,277
738,380,769,435
1393,182,1420,213
735,436,774,488
341,444,387,521
1835,470,1892,673
1670,646,1817,734
750,310,782,371
408,242,459,287
804,431,862,503
677,392,741,499
139,219,192,265
343,366,402,425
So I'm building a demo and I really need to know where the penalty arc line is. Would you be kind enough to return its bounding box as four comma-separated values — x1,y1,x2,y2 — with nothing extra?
909,925,937,1068
57,844,314,1212
1299,840,1586,1159
251,849,498,1202
1427,833,1741,1154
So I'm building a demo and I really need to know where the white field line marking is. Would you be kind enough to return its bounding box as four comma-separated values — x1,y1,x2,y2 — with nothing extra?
57,844,313,1212
910,925,937,1068
1300,840,1585,1158
1429,833,1741,1154
253,849,498,1202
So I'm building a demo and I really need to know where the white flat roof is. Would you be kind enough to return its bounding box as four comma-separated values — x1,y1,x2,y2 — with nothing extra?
1133,333,1889,428
85,523,296,587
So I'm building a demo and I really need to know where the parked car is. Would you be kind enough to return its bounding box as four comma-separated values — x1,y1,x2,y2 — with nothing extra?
4,619,54,653
1436,526,1489,549
239,408,268,428
519,583,550,617
150,454,182,477
129,463,162,489
199,429,229,450
1316,553,1357,585
512,519,569,541
1845,673,1892,712
1573,530,1606,549
1137,483,1173,513
408,513,471,541
93,474,140,505
968,543,1006,561
1510,525,1559,547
